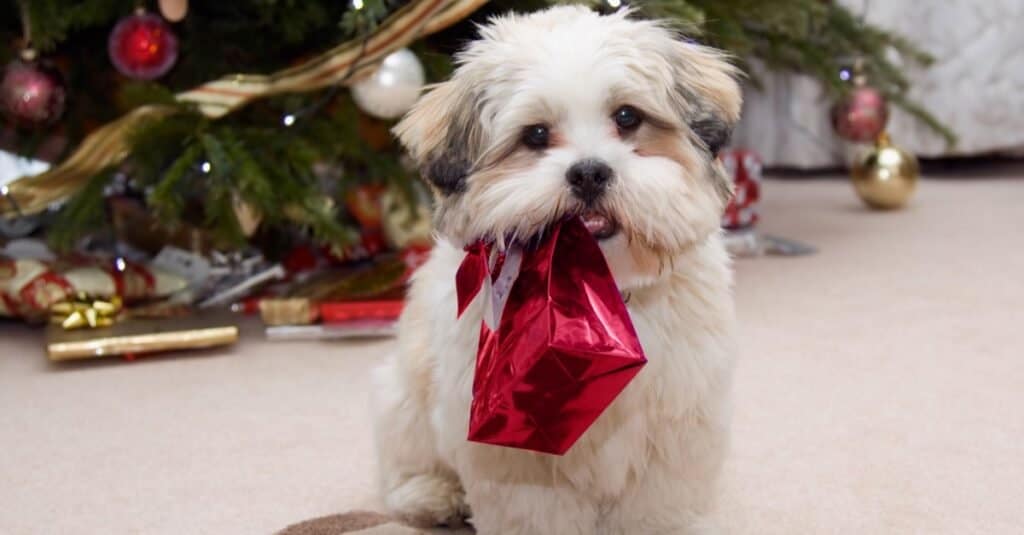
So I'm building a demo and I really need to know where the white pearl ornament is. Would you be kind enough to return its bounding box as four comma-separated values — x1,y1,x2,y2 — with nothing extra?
351,48,425,120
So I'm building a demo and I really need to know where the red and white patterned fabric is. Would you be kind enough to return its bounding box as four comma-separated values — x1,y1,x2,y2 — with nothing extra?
0,256,185,319
720,148,763,230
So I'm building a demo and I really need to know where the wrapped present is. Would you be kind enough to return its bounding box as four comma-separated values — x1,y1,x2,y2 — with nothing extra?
258,298,320,326
235,252,416,328
255,296,403,326
320,300,403,323
456,217,647,455
264,320,396,341
288,256,408,302
46,311,238,361
720,148,763,230
0,255,186,320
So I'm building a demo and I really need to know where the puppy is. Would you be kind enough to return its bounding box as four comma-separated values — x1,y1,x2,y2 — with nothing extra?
373,6,740,534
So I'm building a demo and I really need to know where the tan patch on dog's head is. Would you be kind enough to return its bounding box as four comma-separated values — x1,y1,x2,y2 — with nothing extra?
632,123,733,207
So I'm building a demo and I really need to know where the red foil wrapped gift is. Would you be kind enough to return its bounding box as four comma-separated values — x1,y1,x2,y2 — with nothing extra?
456,217,647,455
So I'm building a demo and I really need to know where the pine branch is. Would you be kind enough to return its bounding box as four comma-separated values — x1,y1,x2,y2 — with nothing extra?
341,0,392,37
47,168,114,250
13,0,961,253
22,0,133,52
887,93,957,147
148,142,203,221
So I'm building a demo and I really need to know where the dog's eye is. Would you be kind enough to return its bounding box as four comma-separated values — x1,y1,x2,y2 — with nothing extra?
522,124,550,149
613,105,643,132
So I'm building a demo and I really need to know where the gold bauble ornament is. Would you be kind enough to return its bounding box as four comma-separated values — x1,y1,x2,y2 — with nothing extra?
851,133,919,210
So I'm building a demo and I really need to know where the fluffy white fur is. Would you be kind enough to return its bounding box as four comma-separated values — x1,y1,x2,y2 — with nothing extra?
372,7,740,534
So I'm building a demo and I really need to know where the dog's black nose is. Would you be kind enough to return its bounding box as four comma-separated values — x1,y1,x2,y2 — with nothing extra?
566,159,613,204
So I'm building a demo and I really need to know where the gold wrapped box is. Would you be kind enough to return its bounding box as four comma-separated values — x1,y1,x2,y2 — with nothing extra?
46,313,239,361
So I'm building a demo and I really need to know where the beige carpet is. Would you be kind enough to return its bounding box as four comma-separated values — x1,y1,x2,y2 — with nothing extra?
2,176,1022,535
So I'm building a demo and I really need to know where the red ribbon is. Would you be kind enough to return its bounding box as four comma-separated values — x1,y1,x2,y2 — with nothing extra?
455,242,489,317
105,260,156,300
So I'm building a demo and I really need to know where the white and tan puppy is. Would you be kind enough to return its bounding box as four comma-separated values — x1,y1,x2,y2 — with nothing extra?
373,6,741,534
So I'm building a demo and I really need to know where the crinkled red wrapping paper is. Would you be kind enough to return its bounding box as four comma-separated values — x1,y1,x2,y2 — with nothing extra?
456,217,647,455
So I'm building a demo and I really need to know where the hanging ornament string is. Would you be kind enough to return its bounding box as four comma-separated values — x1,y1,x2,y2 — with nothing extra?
18,0,31,48
766,0,883,164
0,0,488,218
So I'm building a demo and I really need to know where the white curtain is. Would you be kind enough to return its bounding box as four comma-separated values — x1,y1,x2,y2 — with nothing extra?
731,0,1024,168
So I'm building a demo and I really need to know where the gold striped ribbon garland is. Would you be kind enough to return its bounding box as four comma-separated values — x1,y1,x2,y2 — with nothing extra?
1,0,487,218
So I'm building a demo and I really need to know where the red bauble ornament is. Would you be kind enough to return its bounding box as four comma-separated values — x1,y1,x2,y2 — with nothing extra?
108,11,179,80
0,51,66,128
831,85,889,143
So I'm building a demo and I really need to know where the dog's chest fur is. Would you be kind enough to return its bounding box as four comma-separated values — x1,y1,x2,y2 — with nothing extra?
405,235,736,500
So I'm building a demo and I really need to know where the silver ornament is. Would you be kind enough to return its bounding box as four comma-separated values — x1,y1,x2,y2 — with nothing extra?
351,48,425,119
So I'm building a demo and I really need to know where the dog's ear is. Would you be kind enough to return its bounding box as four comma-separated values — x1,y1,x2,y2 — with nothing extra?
663,40,743,158
393,79,484,197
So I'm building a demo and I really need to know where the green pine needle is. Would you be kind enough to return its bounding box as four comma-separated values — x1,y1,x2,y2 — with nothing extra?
6,0,957,249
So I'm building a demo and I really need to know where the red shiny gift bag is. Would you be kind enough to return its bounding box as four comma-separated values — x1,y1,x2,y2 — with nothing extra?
456,217,647,455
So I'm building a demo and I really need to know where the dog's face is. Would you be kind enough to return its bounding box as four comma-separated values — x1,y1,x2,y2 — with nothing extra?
395,7,741,288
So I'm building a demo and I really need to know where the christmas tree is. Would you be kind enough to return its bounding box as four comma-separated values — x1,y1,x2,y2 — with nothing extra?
0,0,952,252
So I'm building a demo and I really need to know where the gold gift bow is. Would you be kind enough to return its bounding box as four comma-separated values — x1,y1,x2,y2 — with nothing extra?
50,294,123,330
0,0,488,218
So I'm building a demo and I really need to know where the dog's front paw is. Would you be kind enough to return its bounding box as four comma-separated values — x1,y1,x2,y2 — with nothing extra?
385,473,470,528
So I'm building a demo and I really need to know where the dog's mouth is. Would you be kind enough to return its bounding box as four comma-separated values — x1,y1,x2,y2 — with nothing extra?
580,210,619,240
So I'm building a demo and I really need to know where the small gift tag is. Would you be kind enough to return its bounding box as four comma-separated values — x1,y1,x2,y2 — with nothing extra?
484,246,522,331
